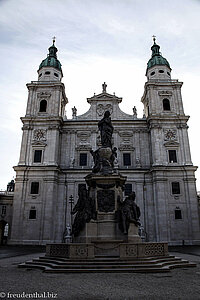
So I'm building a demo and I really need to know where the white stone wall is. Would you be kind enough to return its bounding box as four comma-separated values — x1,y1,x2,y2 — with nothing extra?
9,70,200,245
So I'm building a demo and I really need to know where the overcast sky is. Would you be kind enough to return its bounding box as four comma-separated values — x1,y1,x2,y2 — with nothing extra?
0,0,200,190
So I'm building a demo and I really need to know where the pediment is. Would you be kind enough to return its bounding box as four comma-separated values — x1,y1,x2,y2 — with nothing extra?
87,92,122,103
164,141,179,147
31,141,47,147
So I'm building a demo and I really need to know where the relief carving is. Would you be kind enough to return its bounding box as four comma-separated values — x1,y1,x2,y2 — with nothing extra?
119,144,135,151
37,92,51,98
97,190,115,212
158,91,172,96
97,104,113,116
119,131,133,137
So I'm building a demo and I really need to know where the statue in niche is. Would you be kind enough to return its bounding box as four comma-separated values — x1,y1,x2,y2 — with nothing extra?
71,186,96,237
70,157,75,168
63,224,71,243
98,110,113,148
117,192,141,234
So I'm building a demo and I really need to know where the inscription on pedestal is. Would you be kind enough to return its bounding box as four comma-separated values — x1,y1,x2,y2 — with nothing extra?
97,190,115,212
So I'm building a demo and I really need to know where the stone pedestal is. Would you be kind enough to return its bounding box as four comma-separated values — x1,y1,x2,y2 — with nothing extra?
128,223,142,243
72,172,141,244
46,242,169,259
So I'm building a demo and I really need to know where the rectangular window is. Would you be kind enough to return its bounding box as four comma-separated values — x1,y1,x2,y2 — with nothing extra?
175,209,182,219
172,182,180,194
34,150,42,163
29,210,36,219
123,153,131,166
168,150,177,163
125,184,132,196
1,205,6,216
80,153,87,166
31,182,39,194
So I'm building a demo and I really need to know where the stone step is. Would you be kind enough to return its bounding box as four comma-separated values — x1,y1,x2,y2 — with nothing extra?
32,256,184,266
42,254,177,262
18,255,196,273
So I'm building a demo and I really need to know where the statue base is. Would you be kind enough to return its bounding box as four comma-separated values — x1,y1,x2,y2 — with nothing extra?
46,241,169,259
80,172,141,244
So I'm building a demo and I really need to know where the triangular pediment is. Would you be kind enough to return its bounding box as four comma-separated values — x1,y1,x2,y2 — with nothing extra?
87,92,122,103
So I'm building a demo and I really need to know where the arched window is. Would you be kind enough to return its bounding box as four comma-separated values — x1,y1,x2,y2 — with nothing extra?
39,100,47,112
163,98,170,111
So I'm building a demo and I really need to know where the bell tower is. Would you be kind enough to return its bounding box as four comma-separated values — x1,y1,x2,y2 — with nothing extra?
141,38,200,244
142,37,190,166
10,40,68,244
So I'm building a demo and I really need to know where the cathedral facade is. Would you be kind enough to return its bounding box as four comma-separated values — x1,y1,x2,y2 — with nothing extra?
10,39,200,245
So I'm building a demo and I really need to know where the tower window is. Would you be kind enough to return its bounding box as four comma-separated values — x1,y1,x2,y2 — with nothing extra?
167,72,170,76
123,153,131,166
175,208,182,219
163,98,171,111
79,153,87,166
150,71,155,76
45,71,50,75
39,73,42,77
34,150,42,163
147,106,150,116
168,150,177,163
54,73,58,77
172,182,180,194
31,182,39,194
39,100,47,112
159,70,164,73
29,209,36,219
125,184,132,196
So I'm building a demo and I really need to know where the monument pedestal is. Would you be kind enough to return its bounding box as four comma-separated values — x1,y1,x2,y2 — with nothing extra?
73,171,141,245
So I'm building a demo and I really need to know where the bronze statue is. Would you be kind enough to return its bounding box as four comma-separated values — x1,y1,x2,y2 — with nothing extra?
71,186,96,236
98,110,113,148
90,149,101,173
118,192,141,234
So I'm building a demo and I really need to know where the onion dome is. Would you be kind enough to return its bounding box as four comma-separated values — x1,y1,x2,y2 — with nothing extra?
146,38,170,74
39,39,62,71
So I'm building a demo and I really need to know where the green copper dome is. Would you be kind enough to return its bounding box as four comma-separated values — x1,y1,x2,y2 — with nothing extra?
39,41,62,71
146,40,170,73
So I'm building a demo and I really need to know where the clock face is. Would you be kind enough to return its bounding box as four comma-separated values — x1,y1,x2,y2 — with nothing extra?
165,129,176,140
34,129,46,141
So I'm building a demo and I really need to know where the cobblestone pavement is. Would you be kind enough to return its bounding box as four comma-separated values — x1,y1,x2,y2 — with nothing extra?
0,247,200,300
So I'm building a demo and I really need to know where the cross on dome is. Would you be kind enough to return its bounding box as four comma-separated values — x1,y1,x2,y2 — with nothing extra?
52,36,56,45
152,35,156,44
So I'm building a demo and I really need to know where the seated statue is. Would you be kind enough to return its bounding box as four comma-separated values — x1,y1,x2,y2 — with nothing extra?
117,192,140,234
71,186,96,237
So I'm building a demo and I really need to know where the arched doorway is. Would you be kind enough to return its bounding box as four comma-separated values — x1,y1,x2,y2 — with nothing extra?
0,221,9,245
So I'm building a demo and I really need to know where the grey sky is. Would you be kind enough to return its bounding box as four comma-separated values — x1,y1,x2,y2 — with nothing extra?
0,0,200,190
